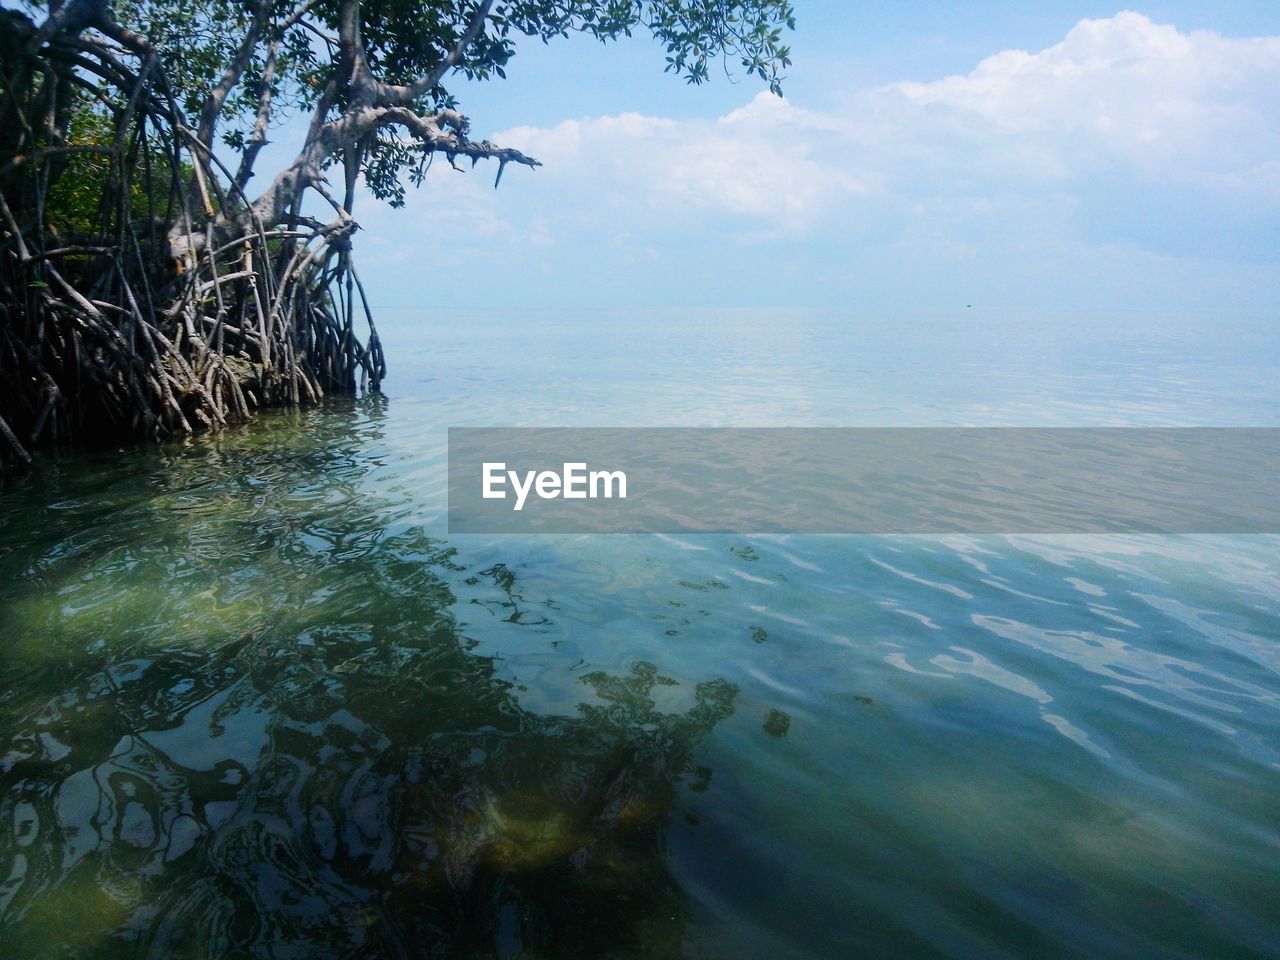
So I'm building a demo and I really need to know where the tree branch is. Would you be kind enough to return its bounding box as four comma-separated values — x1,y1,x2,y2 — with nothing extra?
31,0,154,56
234,103,537,242
194,1,269,148
373,0,494,106
233,38,278,192
279,0,325,33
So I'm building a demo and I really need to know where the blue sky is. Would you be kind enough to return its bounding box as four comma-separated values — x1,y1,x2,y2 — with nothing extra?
351,4,1280,312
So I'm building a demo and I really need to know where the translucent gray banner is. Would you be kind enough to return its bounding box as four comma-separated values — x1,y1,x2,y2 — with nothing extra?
447,428,1280,534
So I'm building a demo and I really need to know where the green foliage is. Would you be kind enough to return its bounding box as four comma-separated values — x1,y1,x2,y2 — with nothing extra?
24,0,794,207
111,0,317,148
40,110,116,239
354,1,795,94
356,0,798,206
41,105,195,242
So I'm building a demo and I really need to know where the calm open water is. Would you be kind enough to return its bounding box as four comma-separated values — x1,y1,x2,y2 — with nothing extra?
2,310,1279,959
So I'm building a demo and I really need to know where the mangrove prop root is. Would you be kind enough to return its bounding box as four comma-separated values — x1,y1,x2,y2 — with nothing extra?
1,16,382,468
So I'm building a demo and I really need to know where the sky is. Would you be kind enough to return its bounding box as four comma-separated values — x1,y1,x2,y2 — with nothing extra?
350,4,1280,311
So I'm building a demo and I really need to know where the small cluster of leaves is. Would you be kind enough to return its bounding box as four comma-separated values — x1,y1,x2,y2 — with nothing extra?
642,1,795,94
471,2,795,93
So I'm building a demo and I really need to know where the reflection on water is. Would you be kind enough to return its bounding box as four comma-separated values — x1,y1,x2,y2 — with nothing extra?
3,310,1280,959
0,403,735,958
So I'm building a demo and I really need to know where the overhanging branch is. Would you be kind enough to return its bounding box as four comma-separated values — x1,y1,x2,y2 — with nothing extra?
372,0,495,107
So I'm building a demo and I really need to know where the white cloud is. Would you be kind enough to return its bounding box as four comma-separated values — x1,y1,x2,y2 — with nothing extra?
494,95,868,229
480,12,1279,235
890,11,1280,182
359,12,1280,310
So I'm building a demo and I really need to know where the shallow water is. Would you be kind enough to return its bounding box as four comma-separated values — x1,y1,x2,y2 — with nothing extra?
2,310,1279,959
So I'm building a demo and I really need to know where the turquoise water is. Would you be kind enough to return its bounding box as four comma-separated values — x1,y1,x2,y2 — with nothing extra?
2,310,1279,958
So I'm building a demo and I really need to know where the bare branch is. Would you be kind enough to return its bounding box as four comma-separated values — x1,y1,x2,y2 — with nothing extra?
237,103,537,237
378,106,539,172
233,39,278,192
279,0,325,33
